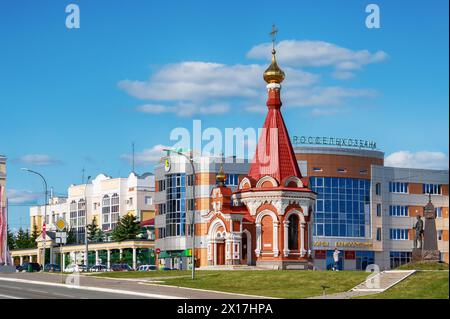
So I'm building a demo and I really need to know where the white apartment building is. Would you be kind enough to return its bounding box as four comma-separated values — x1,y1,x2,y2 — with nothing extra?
30,172,155,242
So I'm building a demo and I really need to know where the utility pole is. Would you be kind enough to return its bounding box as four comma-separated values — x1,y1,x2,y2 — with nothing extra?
21,168,48,267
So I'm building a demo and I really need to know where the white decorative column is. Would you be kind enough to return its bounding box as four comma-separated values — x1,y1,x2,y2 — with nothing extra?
283,220,290,257
106,250,111,269
62,252,66,271
29,255,33,262
95,250,99,265
132,248,137,270
300,222,306,257
20,256,24,265
255,222,261,257
273,221,279,257
119,249,123,261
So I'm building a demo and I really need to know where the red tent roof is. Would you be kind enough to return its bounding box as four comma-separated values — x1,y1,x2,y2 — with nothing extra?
247,87,302,184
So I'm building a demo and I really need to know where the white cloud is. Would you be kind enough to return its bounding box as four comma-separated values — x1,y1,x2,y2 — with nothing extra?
119,40,386,117
247,40,387,72
385,151,449,170
121,144,169,166
283,86,376,108
16,154,61,166
7,189,42,204
137,103,230,117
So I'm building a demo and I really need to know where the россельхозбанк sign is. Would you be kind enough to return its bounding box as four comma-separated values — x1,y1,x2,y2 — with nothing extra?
293,136,377,150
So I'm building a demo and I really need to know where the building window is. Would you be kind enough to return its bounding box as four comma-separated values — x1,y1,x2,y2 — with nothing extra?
435,207,442,218
187,198,195,210
102,195,111,231
423,184,441,195
110,193,120,229
337,168,347,173
376,204,382,217
165,173,186,237
437,230,443,241
389,205,409,217
389,182,409,194
389,228,409,240
145,196,153,205
70,200,77,229
360,169,368,175
356,251,375,270
310,177,370,238
376,228,382,241
128,197,133,206
288,214,299,250
390,251,411,269
158,179,166,191
375,183,381,195
186,174,195,186
312,167,323,172
226,174,239,186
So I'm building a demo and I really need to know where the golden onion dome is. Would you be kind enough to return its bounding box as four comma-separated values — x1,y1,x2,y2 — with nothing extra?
263,49,285,84
216,164,227,186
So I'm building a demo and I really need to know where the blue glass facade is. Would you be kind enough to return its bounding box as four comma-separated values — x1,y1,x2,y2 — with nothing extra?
165,173,186,237
310,177,370,238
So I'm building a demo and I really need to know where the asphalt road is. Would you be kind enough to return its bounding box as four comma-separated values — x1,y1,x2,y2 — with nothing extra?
0,280,150,299
0,272,263,299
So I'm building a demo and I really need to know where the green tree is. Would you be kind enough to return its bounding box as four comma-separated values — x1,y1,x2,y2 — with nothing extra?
66,228,77,244
29,224,41,248
111,214,140,242
87,217,105,243
15,228,32,249
7,226,15,250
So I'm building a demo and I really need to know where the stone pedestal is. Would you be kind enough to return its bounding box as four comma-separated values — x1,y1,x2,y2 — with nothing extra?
412,248,440,262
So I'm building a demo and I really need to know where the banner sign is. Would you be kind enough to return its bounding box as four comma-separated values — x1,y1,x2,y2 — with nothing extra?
292,136,377,150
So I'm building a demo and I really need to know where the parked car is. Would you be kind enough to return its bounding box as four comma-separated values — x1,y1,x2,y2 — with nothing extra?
89,264,108,272
161,266,174,271
17,262,41,272
44,263,61,272
137,265,157,271
111,263,133,271
65,264,88,272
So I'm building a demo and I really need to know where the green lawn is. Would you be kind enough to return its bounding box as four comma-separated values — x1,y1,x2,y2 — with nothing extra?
92,269,367,298
396,261,449,271
158,270,367,299
360,271,449,299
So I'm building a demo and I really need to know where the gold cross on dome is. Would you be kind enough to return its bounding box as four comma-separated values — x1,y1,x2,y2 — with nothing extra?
269,24,278,49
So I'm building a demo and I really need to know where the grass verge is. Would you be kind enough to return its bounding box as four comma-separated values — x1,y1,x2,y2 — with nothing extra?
359,271,449,299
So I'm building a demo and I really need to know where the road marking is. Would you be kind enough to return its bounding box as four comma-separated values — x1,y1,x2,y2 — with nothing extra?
0,277,184,299
0,293,23,299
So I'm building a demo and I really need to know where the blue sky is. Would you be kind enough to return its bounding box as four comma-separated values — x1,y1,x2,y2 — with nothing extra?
0,0,448,230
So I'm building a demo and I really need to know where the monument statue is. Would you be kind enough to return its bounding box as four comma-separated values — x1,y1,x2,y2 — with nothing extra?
412,194,440,262
413,215,424,249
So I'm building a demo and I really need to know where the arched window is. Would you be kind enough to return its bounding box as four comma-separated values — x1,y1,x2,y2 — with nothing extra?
288,214,299,250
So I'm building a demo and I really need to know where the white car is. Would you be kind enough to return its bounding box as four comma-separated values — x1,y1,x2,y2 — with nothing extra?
137,265,157,271
64,264,87,272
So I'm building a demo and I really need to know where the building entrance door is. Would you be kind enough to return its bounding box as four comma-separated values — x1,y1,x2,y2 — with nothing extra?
216,242,225,265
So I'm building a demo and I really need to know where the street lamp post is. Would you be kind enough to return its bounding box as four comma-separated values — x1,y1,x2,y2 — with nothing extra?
84,176,92,268
163,149,196,280
21,168,48,268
